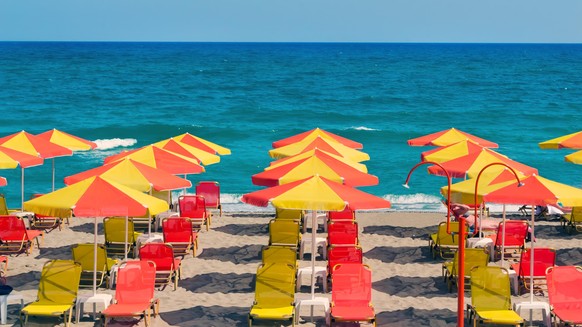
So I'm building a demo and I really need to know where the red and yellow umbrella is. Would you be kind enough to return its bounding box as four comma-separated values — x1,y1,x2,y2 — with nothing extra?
565,150,582,165
269,137,370,162
0,146,44,169
428,148,538,179
0,131,72,159
441,169,527,204
408,128,498,148
150,139,220,166
172,133,231,156
252,154,379,187
104,145,205,175
539,131,582,149
37,129,97,151
268,148,368,173
272,128,364,149
421,139,485,163
64,158,192,193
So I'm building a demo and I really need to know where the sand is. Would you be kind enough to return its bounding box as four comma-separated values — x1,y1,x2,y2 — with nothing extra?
2,211,581,327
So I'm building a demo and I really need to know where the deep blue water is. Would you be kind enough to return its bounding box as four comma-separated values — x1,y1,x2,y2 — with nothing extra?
1,42,581,212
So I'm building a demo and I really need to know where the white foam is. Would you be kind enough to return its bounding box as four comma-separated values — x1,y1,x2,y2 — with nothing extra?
347,126,378,131
93,138,137,150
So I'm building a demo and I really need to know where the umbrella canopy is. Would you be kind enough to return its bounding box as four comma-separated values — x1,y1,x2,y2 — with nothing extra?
268,148,368,173
421,140,485,163
242,175,390,211
269,137,370,162
24,175,169,218
172,132,231,155
565,150,582,165
104,145,205,175
252,154,378,187
36,129,97,151
0,130,72,159
0,177,6,187
539,131,582,149
484,174,582,207
441,169,527,204
428,148,538,179
150,139,220,165
64,158,192,192
408,128,499,148
0,146,44,169
272,128,364,149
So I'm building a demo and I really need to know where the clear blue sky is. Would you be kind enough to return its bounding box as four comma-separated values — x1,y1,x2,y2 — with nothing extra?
1,0,581,43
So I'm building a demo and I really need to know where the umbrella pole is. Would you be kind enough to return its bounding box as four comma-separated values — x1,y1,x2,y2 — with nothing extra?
93,216,98,296
21,167,24,211
148,189,153,236
310,210,316,300
501,205,506,267
124,215,129,261
52,158,55,192
529,205,535,304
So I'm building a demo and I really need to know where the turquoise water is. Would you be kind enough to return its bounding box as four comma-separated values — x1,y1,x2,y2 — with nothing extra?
1,42,581,212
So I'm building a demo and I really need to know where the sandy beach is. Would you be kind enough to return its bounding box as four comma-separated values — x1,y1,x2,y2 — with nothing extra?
2,210,581,327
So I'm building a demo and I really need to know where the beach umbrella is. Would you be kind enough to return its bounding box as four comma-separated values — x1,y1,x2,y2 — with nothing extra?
242,175,390,304
252,154,379,187
269,137,370,162
483,174,582,308
421,139,486,163
272,128,364,149
150,139,220,166
37,128,97,191
0,177,6,187
539,131,582,149
427,148,538,179
0,145,45,209
408,128,499,148
171,132,231,155
268,148,368,173
0,131,72,208
565,150,582,165
23,176,169,296
104,145,205,175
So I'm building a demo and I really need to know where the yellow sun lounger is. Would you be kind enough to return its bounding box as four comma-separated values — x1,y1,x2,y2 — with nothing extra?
442,247,489,292
249,262,296,326
20,260,82,327
72,243,118,289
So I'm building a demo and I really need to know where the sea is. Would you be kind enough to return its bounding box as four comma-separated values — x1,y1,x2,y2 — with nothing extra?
1,42,581,214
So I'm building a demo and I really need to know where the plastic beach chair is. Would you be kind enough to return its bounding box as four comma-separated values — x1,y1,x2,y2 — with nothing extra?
467,266,524,326
28,193,64,231
261,245,298,269
268,219,301,247
561,206,582,234
178,195,211,231
442,247,489,292
330,263,376,326
510,247,555,293
103,217,142,258
162,217,199,257
546,265,582,326
428,221,468,260
139,243,181,291
72,243,118,289
248,262,296,326
489,220,529,261
101,260,160,327
0,215,43,255
195,181,222,217
20,260,82,327
327,220,359,247
327,245,363,278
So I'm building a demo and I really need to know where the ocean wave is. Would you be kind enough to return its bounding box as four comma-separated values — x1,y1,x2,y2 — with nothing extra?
93,138,138,150
346,126,379,131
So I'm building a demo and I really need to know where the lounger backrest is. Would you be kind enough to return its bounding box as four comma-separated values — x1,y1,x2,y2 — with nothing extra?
517,248,556,278
262,245,297,267
103,217,137,243
253,263,295,308
470,266,512,311
328,207,355,221
38,260,82,304
178,195,206,218
72,243,109,272
0,215,26,241
328,245,363,273
454,248,489,278
162,217,193,242
546,266,582,309
139,243,175,271
116,261,156,304
195,181,220,209
0,196,10,215
435,221,466,247
494,220,528,247
332,263,372,305
268,219,300,246
328,221,358,246
571,207,582,222
274,208,304,221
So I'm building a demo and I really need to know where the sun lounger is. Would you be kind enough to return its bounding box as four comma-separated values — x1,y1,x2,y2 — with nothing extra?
195,181,222,217
510,247,555,293
178,195,211,231
162,217,199,257
20,260,82,327
268,219,301,247
561,206,582,234
249,262,296,326
101,260,160,327
327,220,359,247
428,221,467,259
103,217,142,258
488,220,529,261
139,243,181,291
330,263,376,326
442,247,489,292
72,243,118,289
327,245,363,278
546,265,582,326
0,215,43,255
